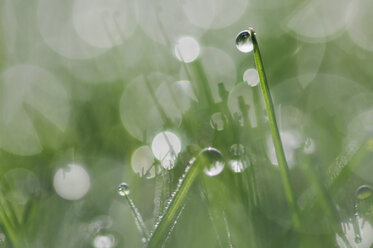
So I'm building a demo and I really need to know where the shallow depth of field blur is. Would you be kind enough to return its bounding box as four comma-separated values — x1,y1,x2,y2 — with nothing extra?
1,0,373,247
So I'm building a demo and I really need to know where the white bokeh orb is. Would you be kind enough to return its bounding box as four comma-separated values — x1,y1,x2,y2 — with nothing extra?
53,163,91,200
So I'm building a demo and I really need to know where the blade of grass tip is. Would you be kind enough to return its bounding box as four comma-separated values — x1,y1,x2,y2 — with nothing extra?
147,156,203,248
247,27,301,229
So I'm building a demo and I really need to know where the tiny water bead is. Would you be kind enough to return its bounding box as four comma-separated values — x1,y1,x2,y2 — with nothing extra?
356,185,373,201
235,30,253,53
117,182,130,196
199,147,225,177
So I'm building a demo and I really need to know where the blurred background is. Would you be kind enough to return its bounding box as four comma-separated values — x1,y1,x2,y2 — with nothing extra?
1,0,373,247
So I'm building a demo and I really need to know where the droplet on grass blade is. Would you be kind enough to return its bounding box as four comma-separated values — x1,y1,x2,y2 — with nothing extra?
236,30,253,53
117,182,130,196
199,147,225,177
356,185,373,201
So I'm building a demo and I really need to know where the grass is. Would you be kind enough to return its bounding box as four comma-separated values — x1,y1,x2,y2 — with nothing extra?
248,27,300,230
114,27,373,248
1,5,373,246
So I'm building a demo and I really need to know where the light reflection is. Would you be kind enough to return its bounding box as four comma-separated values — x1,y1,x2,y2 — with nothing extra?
73,0,136,49
267,130,302,168
174,36,200,63
53,163,91,200
93,234,116,248
336,217,373,248
151,131,181,170
243,68,259,87
131,145,157,178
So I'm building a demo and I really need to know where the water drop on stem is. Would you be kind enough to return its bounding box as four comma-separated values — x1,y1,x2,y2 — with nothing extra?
117,182,149,241
236,29,253,53
117,182,130,196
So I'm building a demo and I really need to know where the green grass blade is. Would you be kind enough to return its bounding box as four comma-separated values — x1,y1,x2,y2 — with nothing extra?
147,157,202,248
248,27,301,229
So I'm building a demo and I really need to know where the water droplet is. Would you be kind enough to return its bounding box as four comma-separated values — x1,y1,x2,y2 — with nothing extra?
210,112,226,131
199,147,225,177
236,30,253,53
356,185,373,201
228,144,249,173
141,237,147,243
117,182,130,196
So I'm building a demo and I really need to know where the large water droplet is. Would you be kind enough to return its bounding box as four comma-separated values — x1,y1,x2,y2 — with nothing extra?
236,30,253,53
117,182,130,196
199,147,225,177
356,185,373,200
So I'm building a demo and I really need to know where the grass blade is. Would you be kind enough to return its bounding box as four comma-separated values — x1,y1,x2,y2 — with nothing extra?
147,157,202,247
248,27,301,229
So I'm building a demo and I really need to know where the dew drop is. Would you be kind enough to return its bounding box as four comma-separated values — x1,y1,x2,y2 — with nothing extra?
199,147,225,177
228,144,249,173
356,185,373,201
236,30,253,53
210,112,226,131
117,182,130,196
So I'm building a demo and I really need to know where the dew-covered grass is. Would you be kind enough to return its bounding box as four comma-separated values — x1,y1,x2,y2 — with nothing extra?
1,0,373,247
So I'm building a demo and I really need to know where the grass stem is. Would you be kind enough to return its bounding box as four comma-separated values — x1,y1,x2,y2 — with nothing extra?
147,157,202,247
248,27,301,229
